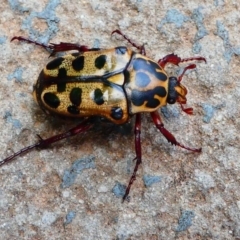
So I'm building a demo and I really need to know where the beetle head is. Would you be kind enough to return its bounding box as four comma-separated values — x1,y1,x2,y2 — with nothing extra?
167,76,187,105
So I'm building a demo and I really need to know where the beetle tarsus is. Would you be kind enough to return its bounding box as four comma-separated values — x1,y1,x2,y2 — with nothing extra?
179,104,193,115
123,158,142,202
11,36,52,51
0,143,39,167
180,56,207,64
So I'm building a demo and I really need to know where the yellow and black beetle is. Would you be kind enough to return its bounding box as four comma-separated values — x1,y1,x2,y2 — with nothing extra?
1,30,206,201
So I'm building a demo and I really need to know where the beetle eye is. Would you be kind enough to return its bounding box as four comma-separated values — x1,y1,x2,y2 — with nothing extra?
167,98,176,104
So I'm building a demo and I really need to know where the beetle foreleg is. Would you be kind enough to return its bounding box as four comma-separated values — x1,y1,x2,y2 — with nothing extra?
179,104,193,115
177,64,196,83
158,54,181,68
150,111,201,153
123,113,142,202
179,56,206,64
0,119,93,167
158,53,206,68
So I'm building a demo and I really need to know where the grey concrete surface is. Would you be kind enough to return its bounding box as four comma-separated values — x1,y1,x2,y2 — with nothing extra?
0,1,240,239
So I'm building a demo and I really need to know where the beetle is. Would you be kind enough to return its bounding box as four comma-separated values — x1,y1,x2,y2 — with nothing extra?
1,30,206,201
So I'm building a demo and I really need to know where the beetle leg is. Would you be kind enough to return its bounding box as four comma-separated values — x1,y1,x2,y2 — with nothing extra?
11,36,52,51
150,110,201,152
177,64,196,83
176,63,201,115
123,113,142,202
158,54,181,68
112,29,146,55
179,104,193,115
158,53,206,68
11,37,90,56
179,56,206,64
0,119,93,167
49,42,90,56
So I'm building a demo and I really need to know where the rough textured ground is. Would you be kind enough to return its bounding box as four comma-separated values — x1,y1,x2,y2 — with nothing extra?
0,1,240,239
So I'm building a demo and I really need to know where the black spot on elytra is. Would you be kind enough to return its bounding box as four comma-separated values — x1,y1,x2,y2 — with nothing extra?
95,55,107,69
57,82,66,92
72,56,84,71
115,47,127,55
93,88,104,105
135,72,151,88
43,92,60,108
67,105,80,115
110,107,123,120
146,98,160,108
58,68,67,77
133,58,167,81
131,86,167,109
46,57,64,70
70,87,82,106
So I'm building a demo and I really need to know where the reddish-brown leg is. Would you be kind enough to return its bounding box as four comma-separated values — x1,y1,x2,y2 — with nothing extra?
158,54,206,115
112,29,146,55
158,53,206,68
177,64,196,82
150,110,201,152
123,113,142,202
11,36,90,55
179,56,206,64
0,119,93,167
179,104,194,115
177,63,198,115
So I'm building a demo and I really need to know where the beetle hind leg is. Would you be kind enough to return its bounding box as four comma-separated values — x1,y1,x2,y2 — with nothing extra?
0,119,93,167
11,36,52,51
158,53,206,68
11,36,90,56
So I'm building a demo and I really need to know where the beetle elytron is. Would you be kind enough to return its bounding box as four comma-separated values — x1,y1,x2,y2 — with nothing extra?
1,30,206,201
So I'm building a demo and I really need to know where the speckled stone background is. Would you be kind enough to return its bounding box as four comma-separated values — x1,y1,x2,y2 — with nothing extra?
0,1,240,239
